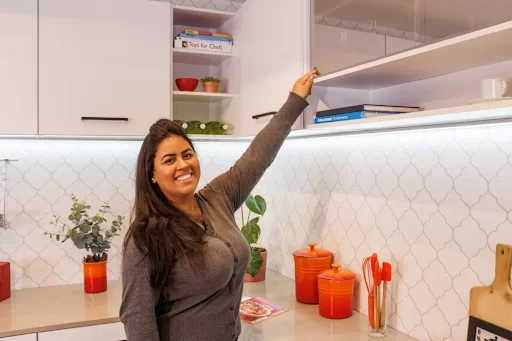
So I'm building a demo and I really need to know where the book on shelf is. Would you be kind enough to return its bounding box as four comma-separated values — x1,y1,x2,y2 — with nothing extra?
178,32,233,43
316,104,421,118
313,111,398,124
174,36,232,53
183,29,233,39
240,296,288,325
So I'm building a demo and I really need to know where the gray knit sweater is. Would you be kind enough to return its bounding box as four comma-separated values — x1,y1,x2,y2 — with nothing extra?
119,92,309,341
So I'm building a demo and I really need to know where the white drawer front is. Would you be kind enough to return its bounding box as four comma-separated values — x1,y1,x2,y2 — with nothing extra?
0,334,37,341
38,322,125,341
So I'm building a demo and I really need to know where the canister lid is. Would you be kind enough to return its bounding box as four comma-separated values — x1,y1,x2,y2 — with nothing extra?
318,264,356,281
293,242,333,258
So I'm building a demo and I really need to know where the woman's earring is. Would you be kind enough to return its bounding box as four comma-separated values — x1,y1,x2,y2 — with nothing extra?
151,177,156,183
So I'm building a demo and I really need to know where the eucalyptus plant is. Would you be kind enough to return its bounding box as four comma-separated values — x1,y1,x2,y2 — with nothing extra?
240,194,267,277
44,194,125,263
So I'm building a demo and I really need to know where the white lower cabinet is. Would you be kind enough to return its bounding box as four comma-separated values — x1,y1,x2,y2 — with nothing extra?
0,334,37,341
37,322,126,341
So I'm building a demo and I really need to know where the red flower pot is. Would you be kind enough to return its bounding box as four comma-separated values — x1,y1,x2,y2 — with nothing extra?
175,78,198,92
83,260,107,293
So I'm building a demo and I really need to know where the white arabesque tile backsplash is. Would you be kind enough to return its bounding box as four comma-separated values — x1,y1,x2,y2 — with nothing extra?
1,122,512,341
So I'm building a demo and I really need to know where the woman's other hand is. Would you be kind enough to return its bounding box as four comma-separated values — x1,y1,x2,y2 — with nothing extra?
292,69,319,99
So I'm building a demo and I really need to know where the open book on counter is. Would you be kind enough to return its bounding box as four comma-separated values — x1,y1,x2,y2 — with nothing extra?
240,296,288,325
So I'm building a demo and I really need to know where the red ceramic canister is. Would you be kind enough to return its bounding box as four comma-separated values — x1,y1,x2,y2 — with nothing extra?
318,264,356,319
293,243,333,304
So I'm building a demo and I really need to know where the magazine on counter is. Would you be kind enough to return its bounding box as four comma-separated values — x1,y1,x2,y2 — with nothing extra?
240,296,288,325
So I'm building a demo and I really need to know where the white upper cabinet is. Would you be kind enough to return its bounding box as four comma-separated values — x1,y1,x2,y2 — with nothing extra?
232,0,308,137
39,0,171,136
0,0,37,135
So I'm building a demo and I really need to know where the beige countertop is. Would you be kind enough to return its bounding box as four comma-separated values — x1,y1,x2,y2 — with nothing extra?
239,271,417,341
0,281,122,338
0,271,417,340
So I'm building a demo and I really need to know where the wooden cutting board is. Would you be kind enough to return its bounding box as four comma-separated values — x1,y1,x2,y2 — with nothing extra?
467,243,512,341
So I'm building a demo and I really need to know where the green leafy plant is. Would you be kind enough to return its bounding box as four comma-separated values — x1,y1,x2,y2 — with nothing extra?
44,194,125,263
200,76,221,83
240,194,267,277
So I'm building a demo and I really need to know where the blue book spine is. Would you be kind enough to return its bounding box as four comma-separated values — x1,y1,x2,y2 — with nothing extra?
179,33,233,43
314,111,365,124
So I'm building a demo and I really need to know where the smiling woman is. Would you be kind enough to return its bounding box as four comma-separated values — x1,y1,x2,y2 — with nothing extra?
119,69,319,341
152,135,202,220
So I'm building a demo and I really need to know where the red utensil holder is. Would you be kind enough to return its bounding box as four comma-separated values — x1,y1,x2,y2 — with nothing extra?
0,262,11,302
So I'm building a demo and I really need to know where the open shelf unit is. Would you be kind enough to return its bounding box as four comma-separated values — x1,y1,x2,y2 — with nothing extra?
313,20,512,90
306,99,512,134
173,49,232,66
173,5,234,29
171,5,237,137
173,91,235,102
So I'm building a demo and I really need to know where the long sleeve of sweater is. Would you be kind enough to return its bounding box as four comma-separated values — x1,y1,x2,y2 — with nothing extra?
119,239,161,341
202,91,309,213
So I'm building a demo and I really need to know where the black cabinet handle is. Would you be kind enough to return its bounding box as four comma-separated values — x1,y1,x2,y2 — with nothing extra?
81,117,129,121
252,111,276,120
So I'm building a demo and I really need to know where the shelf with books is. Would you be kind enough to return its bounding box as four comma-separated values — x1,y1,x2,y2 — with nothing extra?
306,99,512,134
173,5,234,29
313,20,512,90
173,49,232,66
173,91,236,103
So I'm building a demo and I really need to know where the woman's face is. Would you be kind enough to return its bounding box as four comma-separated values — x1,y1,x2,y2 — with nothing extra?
152,135,200,203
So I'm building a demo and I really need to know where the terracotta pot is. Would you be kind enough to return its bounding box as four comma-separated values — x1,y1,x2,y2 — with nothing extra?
83,260,107,293
244,250,267,283
202,81,219,93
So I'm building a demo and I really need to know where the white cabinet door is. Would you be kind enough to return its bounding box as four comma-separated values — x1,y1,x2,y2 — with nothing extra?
39,0,171,136
235,0,308,137
37,322,125,341
0,0,37,135
0,334,37,341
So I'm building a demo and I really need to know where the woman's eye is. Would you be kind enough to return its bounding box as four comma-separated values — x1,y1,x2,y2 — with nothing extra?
184,153,193,159
165,158,175,164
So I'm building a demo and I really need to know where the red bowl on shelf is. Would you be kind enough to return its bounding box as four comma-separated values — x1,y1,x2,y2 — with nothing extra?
175,78,198,92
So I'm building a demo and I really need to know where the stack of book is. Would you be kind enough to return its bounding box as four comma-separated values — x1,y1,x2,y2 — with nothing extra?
174,29,233,54
313,104,421,124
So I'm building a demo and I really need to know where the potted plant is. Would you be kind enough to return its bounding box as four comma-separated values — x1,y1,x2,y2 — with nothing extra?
200,76,221,93
44,194,125,293
240,194,267,282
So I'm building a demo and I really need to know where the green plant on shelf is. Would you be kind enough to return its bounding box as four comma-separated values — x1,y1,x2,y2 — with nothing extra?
200,77,221,83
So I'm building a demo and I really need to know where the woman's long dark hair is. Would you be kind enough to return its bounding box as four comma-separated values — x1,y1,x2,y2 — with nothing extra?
123,119,205,294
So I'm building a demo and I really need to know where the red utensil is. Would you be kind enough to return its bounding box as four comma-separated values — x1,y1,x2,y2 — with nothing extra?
373,261,381,330
380,262,392,328
362,256,375,328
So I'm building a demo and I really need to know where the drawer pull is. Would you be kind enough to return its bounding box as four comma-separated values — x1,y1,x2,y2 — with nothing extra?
81,116,129,121
252,111,276,120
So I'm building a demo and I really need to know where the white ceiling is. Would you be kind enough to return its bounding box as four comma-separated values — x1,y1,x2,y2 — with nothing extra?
314,0,512,38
